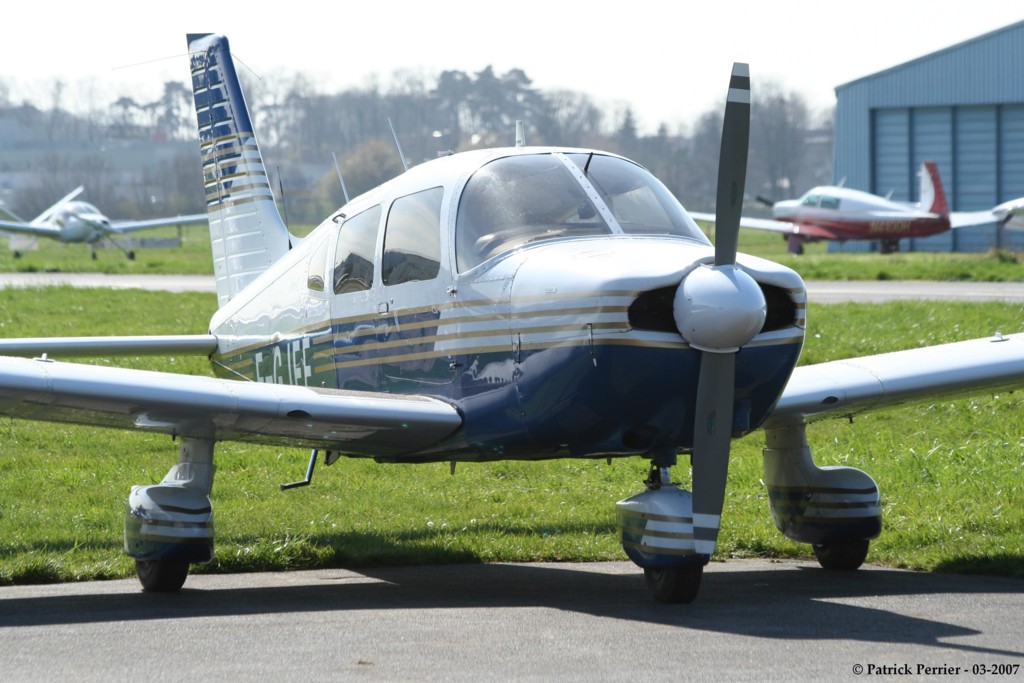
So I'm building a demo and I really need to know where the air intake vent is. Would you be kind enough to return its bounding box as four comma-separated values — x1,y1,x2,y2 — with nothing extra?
627,286,677,333
760,284,796,332
627,283,797,334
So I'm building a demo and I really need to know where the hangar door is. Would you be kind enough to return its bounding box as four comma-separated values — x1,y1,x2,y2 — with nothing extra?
872,104,1024,209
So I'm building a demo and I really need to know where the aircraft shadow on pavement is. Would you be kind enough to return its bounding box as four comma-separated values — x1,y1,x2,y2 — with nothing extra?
1,561,1022,658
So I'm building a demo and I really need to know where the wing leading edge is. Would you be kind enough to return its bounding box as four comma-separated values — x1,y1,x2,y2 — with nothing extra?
108,214,208,234
0,356,462,457
767,332,1024,426
0,219,62,237
689,211,801,235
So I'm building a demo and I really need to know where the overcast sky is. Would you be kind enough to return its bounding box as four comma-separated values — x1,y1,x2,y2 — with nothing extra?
3,1,1022,133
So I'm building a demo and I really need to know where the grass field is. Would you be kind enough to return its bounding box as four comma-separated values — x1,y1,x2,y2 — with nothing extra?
0,288,1022,585
2,223,1024,281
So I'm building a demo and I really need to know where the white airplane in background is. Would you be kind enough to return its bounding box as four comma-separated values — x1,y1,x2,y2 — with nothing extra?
0,186,206,259
1,34,1024,604
691,163,1019,254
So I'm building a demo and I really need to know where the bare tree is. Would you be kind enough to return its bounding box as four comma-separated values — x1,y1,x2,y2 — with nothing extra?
749,81,810,200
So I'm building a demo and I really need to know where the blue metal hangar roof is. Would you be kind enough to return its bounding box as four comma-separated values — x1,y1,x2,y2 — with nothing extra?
834,20,1024,211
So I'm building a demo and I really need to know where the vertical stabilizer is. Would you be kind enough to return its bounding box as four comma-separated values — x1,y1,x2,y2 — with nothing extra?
919,161,949,216
187,33,292,307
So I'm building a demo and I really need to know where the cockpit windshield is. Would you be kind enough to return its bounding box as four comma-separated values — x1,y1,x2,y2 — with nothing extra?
455,154,610,271
565,153,706,241
455,153,707,271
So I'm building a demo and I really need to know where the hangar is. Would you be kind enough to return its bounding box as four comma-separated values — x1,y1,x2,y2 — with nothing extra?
832,20,1024,251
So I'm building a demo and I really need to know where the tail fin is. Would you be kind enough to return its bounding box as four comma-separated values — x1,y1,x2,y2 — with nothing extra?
186,33,292,307
919,161,949,216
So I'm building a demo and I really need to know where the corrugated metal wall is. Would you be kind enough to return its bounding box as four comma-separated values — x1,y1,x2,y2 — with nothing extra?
832,21,1024,252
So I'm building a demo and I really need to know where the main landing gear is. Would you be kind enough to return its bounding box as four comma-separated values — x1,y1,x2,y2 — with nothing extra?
135,559,190,592
763,421,881,572
812,539,871,571
124,437,216,592
91,240,136,260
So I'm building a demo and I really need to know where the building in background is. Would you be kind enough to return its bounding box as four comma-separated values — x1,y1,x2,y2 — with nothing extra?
833,20,1024,252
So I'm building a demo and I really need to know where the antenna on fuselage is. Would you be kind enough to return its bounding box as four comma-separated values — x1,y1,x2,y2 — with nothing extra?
276,165,289,227
332,152,350,204
387,117,409,172
515,120,526,147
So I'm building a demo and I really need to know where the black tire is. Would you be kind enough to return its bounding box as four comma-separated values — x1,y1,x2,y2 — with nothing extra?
643,566,703,604
136,559,189,592
813,539,870,571
127,251,136,260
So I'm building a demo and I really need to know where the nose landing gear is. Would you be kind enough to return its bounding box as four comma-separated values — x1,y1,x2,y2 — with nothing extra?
617,462,708,604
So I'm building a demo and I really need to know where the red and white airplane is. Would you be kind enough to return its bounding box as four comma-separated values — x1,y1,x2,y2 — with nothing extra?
692,162,1014,254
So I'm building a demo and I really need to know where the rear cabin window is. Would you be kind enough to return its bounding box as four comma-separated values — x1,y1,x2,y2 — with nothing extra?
382,187,443,286
333,205,381,294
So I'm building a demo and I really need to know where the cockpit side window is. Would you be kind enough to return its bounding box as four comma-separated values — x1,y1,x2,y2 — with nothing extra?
819,195,840,210
801,194,820,207
455,155,610,271
333,205,381,295
567,153,707,242
382,187,443,286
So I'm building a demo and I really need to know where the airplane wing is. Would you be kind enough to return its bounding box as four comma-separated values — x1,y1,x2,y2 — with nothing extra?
949,210,1001,229
0,219,62,237
993,197,1024,230
765,332,1024,427
0,202,25,223
0,355,463,458
949,196,1024,229
107,213,208,234
690,211,834,238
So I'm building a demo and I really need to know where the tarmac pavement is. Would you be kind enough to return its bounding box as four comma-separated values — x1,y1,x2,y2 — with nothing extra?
1,560,1021,682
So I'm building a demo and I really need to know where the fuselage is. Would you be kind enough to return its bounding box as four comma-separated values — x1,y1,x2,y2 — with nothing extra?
206,147,807,462
48,201,110,243
772,186,949,241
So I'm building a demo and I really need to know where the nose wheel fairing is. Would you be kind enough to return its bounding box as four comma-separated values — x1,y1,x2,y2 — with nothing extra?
617,484,710,570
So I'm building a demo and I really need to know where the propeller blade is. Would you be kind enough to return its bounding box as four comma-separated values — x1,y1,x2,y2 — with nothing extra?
755,195,775,208
714,63,751,267
690,351,735,558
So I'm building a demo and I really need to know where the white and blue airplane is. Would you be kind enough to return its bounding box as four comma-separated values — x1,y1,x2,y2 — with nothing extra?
2,34,1024,603
0,186,206,259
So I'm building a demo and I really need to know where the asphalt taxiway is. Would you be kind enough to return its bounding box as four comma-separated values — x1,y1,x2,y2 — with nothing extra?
1,560,1021,682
